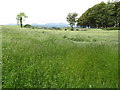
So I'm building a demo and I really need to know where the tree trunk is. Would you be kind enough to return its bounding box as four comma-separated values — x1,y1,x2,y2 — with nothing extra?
71,25,74,31
20,17,22,28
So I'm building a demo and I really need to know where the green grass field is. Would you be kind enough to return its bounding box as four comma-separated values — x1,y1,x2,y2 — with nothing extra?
0,25,2,89
2,26,118,88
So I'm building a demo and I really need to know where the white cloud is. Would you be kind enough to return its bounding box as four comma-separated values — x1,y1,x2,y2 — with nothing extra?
1,0,108,25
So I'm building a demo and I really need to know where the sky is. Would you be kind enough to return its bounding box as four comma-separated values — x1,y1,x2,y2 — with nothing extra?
1,0,109,25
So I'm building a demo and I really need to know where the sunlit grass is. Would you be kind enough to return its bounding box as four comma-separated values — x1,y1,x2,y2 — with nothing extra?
0,25,2,89
2,26,118,88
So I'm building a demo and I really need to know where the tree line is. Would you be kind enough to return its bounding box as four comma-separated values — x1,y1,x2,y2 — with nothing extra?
77,1,120,28
16,1,120,29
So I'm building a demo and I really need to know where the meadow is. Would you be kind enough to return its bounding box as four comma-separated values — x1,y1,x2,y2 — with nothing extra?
0,25,2,89
2,26,118,88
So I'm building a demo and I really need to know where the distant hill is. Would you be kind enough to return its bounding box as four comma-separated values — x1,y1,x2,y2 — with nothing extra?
31,23,40,26
6,24,16,25
4,23,69,27
31,23,69,27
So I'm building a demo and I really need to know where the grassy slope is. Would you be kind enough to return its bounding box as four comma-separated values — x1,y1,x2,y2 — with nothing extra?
2,26,118,88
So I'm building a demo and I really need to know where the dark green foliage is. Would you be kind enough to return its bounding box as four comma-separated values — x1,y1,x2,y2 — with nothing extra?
66,13,78,30
42,31,45,33
24,24,32,28
92,39,97,42
108,1,120,27
65,29,67,31
63,36,67,38
77,2,108,28
77,1,120,28
68,37,90,42
105,27,120,30
51,27,61,30
76,29,79,31
32,27,35,29
16,12,28,28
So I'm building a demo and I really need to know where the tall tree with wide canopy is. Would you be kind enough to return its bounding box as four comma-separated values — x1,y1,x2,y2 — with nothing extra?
66,13,78,30
16,12,28,28
77,1,120,28
77,2,108,28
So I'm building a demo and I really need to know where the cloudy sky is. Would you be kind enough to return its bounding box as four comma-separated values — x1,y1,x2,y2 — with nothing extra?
1,0,109,25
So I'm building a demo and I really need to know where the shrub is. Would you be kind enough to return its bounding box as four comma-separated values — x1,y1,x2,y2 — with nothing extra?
63,36,67,38
76,29,79,31
42,31,45,33
81,29,87,31
32,27,35,29
52,27,61,30
68,37,90,42
105,27,120,30
24,24,32,28
93,39,97,42
65,29,67,31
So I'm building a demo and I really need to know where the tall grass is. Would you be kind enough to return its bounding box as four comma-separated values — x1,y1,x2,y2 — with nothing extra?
0,25,2,89
2,26,118,88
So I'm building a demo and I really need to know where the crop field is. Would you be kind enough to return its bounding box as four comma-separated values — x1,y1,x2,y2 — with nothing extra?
2,26,118,88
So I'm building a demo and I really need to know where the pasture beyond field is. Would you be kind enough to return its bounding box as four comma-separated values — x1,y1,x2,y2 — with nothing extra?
2,26,118,88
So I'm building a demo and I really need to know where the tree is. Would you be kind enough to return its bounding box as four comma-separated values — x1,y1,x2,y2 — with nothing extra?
16,12,28,28
77,1,120,28
112,1,120,27
16,15,20,25
66,13,78,30
77,2,111,28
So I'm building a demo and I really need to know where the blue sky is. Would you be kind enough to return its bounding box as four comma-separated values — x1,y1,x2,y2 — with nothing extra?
1,0,109,25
